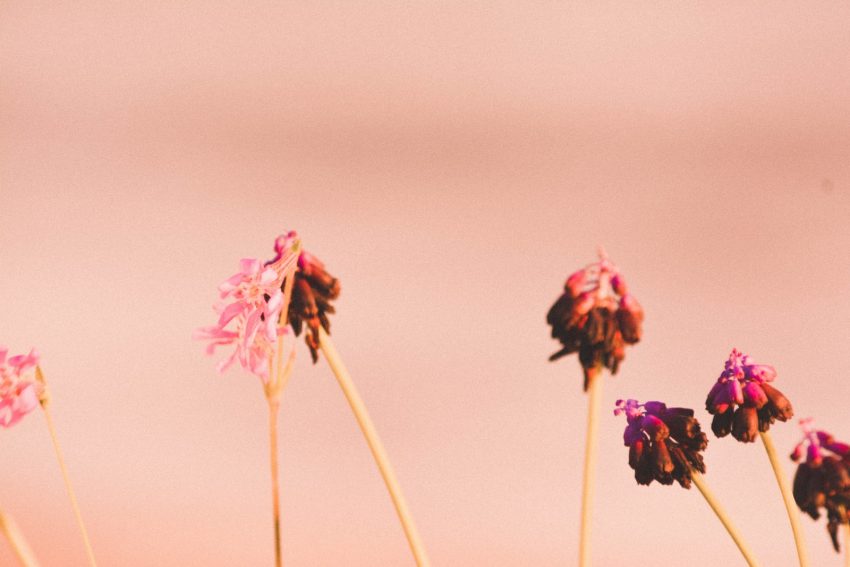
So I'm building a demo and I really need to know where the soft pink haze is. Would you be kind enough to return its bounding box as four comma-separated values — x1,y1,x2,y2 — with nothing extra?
2,3,850,566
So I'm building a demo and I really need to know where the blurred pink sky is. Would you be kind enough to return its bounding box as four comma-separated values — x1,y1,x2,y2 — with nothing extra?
2,3,850,565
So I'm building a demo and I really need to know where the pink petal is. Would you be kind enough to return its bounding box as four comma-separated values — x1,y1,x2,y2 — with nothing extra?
217,301,247,327
728,380,744,405
239,258,261,274
259,267,279,286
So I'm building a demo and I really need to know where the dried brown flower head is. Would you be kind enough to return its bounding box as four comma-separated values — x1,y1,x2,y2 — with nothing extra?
547,251,643,390
791,419,850,552
615,399,708,489
269,232,341,363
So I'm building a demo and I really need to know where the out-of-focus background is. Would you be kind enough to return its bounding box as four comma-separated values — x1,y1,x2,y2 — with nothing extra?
2,3,849,565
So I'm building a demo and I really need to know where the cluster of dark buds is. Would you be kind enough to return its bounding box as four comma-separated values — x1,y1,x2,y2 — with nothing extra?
546,252,643,390
615,399,708,488
791,419,850,552
705,349,793,442
268,232,341,363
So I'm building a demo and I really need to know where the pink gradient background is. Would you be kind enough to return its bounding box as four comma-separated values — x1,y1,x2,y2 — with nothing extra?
2,3,850,565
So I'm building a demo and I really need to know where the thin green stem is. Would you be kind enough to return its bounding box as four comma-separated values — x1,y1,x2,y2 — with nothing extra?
578,372,601,567
691,472,761,567
760,431,809,567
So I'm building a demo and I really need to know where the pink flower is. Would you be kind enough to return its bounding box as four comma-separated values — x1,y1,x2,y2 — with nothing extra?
705,349,793,442
0,347,42,428
546,252,643,390
195,256,290,380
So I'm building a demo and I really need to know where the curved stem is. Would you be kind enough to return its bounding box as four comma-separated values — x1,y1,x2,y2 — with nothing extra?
0,508,40,567
316,328,431,567
691,472,761,567
578,373,601,567
760,431,809,567
41,406,97,567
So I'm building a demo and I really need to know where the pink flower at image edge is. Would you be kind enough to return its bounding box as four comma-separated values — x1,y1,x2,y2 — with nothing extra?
0,347,41,427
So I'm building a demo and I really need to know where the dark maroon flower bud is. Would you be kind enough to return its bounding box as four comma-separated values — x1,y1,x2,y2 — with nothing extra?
791,419,850,552
615,399,708,489
269,233,340,363
705,349,793,442
547,252,642,391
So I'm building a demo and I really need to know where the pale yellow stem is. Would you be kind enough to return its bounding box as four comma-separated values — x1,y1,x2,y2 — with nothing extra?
0,509,40,567
316,328,430,567
578,373,601,567
263,238,300,567
691,472,761,567
41,406,97,567
268,400,282,567
760,431,809,567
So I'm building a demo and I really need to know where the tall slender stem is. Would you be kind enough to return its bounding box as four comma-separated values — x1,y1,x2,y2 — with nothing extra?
40,406,97,567
268,400,282,567
263,237,300,567
760,431,809,567
316,328,431,567
0,508,40,567
578,372,601,567
691,472,761,567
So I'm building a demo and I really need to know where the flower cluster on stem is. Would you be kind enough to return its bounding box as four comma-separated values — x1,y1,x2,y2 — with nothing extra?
546,250,643,390
194,234,300,380
791,419,850,552
615,399,707,488
705,349,793,442
0,348,41,428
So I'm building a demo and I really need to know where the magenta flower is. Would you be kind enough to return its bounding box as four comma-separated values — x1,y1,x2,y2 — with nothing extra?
791,419,850,552
705,349,793,442
0,347,42,427
547,253,643,390
195,257,289,379
615,399,708,488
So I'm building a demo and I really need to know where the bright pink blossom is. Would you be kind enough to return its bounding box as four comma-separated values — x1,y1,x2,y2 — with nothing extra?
0,347,42,427
195,234,301,380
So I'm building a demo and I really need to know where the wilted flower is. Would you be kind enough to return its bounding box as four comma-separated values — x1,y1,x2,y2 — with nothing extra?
791,418,850,552
615,399,707,488
270,233,340,363
546,252,643,390
705,349,793,442
0,347,42,428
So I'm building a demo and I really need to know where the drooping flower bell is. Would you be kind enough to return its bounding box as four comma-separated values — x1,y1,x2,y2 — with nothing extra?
791,418,850,552
546,250,643,390
0,347,42,428
269,232,340,363
615,399,708,488
705,349,794,443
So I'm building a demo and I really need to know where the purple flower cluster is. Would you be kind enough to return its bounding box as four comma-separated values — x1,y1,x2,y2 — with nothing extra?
615,399,708,488
547,256,643,390
705,349,793,442
791,419,850,552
